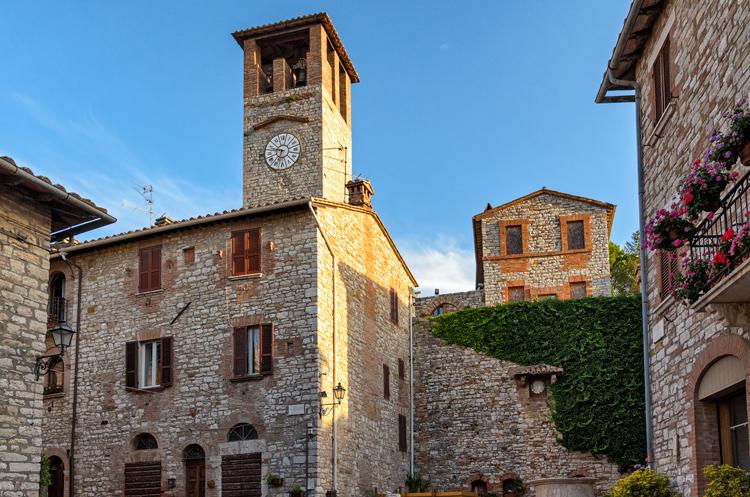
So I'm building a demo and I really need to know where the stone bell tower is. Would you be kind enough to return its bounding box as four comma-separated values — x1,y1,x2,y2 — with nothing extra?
233,13,358,208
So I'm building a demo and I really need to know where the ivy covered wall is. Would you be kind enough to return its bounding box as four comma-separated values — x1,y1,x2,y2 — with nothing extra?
431,295,645,470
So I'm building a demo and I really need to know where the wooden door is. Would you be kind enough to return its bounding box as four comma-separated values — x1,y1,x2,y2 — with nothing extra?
48,457,64,497
186,459,205,497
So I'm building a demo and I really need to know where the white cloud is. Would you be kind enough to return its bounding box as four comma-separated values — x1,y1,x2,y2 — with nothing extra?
398,234,475,296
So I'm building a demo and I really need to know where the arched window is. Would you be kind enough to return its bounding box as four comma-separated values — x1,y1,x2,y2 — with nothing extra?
133,433,158,450
183,444,205,460
47,456,64,497
432,304,446,316
44,356,64,395
227,423,258,442
471,479,488,496
502,478,524,496
48,273,66,326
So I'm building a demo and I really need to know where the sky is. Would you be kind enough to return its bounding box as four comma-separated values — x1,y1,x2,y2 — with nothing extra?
1,1,637,294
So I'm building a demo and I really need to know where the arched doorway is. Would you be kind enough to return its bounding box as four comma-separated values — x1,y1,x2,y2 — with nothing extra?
471,479,487,496
48,456,64,497
184,444,205,497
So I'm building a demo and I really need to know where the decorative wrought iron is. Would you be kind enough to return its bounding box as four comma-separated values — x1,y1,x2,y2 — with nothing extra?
183,444,205,460
227,423,258,442
134,433,158,450
47,297,67,327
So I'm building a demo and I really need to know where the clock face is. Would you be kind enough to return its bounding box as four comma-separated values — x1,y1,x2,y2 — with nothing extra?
530,379,546,395
265,133,301,170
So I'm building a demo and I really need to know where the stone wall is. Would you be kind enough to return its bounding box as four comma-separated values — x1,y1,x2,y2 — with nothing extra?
412,317,622,496
477,193,611,306
631,1,750,495
0,184,51,497
415,290,484,317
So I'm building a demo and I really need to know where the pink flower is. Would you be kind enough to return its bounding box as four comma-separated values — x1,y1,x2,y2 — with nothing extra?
673,239,684,247
707,212,715,221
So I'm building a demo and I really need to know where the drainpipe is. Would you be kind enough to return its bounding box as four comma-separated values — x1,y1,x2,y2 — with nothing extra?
308,202,338,494
605,69,654,467
60,252,83,496
408,292,415,477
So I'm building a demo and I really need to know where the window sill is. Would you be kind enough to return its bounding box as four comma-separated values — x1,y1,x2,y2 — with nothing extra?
228,273,263,281
43,392,64,400
652,293,675,317
136,289,164,297
490,248,592,260
646,100,677,147
126,385,166,393
230,373,271,383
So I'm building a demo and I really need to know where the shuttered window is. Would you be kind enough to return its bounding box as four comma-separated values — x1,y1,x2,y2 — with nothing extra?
505,225,523,255
398,358,405,380
508,286,525,302
389,288,399,325
398,414,407,452
652,37,671,122
125,337,173,389
231,229,261,276
567,221,585,250
138,246,161,293
383,364,390,400
233,324,273,377
660,250,680,299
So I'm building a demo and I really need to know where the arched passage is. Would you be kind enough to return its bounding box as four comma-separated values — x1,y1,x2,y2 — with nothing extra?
48,456,65,497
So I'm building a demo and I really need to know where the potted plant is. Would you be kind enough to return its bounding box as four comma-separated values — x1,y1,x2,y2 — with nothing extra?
727,98,750,166
644,207,694,251
290,485,304,497
265,474,284,488
680,159,738,219
674,258,711,304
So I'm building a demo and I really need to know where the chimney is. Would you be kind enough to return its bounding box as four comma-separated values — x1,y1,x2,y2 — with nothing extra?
346,179,374,209
154,215,175,227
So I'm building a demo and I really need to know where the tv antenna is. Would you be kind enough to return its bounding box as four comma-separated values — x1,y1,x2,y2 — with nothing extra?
132,183,154,225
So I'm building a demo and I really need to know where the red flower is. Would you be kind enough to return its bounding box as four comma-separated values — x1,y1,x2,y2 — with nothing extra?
722,229,735,241
714,251,729,265
683,192,694,204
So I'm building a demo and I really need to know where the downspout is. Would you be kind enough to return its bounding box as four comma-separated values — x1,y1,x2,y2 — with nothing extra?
408,292,414,477
60,252,83,497
308,202,338,494
605,70,654,467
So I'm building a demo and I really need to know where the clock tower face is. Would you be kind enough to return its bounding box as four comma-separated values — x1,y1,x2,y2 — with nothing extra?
264,133,301,170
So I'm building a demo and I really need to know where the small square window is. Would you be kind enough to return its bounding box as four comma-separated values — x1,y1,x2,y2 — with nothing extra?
567,221,585,250
183,246,195,264
570,282,587,299
508,286,525,302
505,226,523,255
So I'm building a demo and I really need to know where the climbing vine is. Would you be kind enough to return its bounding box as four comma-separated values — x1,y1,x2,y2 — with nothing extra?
431,295,645,470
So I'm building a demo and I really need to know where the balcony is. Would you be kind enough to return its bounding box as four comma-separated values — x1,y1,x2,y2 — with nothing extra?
690,169,750,322
47,297,67,328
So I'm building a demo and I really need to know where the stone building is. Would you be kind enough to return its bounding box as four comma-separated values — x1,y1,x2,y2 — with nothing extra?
40,13,416,497
0,157,114,497
411,189,621,495
596,1,750,495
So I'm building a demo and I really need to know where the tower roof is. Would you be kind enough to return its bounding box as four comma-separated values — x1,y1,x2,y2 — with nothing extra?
232,12,360,83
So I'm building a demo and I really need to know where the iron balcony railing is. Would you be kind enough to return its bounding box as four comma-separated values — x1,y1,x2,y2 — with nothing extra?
47,297,67,328
689,169,750,288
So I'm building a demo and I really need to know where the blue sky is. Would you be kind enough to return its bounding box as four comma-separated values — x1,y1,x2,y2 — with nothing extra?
1,1,636,293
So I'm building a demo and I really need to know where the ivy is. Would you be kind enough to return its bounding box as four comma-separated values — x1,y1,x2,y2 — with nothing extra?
431,295,645,470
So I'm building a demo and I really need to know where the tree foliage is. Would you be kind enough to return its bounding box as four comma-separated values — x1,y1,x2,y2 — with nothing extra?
610,231,641,296
431,295,645,470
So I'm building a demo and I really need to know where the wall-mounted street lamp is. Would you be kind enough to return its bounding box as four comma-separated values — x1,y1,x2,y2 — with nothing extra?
319,382,346,418
35,321,75,380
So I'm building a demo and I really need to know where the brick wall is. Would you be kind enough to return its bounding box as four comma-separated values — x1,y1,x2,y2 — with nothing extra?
0,184,52,497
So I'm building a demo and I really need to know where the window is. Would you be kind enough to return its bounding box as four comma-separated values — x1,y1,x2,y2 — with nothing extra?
508,286,525,302
570,282,587,299
566,220,585,250
432,304,445,316
138,245,162,293
231,229,261,276
718,388,750,469
659,250,680,299
505,225,523,255
389,288,399,325
398,359,405,380
125,337,173,389
398,414,407,452
471,480,488,496
183,246,195,265
44,356,64,395
233,324,273,377
652,37,671,122
48,273,66,326
383,364,391,400
133,433,158,450
227,423,258,442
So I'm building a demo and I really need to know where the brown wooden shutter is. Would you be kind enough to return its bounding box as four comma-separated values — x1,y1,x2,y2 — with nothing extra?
125,341,138,388
383,364,390,400
661,38,671,105
398,359,405,380
150,246,161,291
260,323,273,373
247,229,261,273
232,231,245,276
390,289,398,325
233,327,248,377
160,336,173,387
398,414,407,452
138,249,150,292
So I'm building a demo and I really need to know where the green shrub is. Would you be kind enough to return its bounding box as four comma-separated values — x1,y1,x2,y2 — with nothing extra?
607,469,679,497
39,455,52,490
705,465,750,497
431,295,645,469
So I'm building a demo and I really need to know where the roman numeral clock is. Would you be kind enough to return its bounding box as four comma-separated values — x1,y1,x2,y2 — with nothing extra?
264,133,301,170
